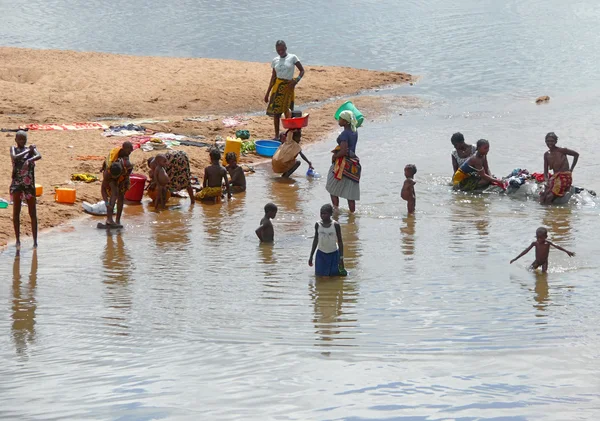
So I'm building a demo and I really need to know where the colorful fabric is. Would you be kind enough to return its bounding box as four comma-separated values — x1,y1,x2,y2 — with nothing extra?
326,164,361,200
19,122,107,131
339,110,358,132
548,171,572,197
105,178,130,198
164,151,192,191
452,168,481,191
266,78,295,117
196,186,222,200
333,157,361,182
315,249,341,276
10,155,36,200
105,148,130,184
71,173,98,183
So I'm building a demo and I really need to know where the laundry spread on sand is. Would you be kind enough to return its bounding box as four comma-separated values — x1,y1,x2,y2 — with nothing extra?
152,132,189,141
102,124,147,137
20,122,108,131
110,135,152,150
71,173,99,183
184,115,218,123
178,140,214,148
222,116,250,128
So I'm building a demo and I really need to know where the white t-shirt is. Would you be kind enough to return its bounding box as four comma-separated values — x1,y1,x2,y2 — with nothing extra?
272,54,299,80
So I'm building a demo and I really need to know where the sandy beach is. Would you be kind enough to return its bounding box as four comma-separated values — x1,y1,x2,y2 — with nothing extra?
0,47,414,247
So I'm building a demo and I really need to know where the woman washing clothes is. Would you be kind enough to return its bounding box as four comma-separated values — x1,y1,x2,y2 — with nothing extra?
101,141,133,227
264,40,305,139
452,139,504,191
325,110,361,213
450,132,478,174
147,150,196,204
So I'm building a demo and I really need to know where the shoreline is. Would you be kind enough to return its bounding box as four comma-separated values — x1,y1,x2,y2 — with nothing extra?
0,47,415,248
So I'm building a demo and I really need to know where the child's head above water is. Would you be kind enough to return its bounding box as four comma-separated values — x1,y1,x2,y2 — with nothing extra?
110,161,123,178
476,138,490,155
320,203,334,222
536,226,548,241
209,147,221,163
404,164,417,178
264,202,278,218
225,152,238,166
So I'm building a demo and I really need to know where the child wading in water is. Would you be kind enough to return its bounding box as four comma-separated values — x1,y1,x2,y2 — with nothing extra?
10,131,41,250
197,148,231,202
147,154,170,210
256,203,278,243
309,204,346,276
225,152,246,192
401,164,417,214
539,132,579,205
510,227,575,272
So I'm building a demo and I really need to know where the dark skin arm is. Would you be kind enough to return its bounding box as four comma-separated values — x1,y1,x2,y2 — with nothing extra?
222,167,231,198
335,222,344,269
452,155,459,174
561,147,579,172
510,242,535,263
299,151,313,169
11,145,41,162
255,219,272,242
202,167,208,188
482,156,491,177
286,61,305,92
543,152,550,183
547,240,575,257
332,141,349,161
471,156,502,184
308,223,319,266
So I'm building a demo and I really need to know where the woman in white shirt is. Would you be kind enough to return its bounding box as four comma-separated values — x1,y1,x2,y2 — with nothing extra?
264,40,305,139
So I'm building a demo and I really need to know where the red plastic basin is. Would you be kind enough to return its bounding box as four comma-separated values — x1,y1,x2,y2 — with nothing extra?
281,114,309,129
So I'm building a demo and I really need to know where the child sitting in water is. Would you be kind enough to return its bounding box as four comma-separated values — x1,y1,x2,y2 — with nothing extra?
401,164,417,214
510,227,575,272
256,202,278,243
147,154,170,210
225,152,246,193
197,148,231,202
308,204,345,276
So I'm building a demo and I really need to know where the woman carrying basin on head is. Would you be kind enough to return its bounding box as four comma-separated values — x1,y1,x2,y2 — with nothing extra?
326,110,361,213
452,139,503,191
264,40,305,139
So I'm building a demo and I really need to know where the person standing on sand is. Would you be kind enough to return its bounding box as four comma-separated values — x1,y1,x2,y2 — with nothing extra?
10,131,41,250
326,110,361,213
539,132,579,205
264,40,305,139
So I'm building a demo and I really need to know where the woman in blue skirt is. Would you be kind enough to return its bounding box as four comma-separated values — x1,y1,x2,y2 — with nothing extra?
308,204,345,276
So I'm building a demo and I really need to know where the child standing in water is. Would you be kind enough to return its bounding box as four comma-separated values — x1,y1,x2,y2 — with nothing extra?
197,148,231,202
256,203,278,243
510,227,575,272
225,152,246,192
401,164,417,214
540,132,579,205
10,131,41,249
147,154,170,210
309,204,345,276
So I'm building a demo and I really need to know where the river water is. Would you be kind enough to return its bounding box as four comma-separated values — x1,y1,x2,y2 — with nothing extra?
1,1,600,420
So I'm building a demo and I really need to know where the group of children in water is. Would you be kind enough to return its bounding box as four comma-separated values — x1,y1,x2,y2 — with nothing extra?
9,129,578,273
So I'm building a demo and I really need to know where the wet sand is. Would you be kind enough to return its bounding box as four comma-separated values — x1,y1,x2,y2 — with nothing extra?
0,47,414,247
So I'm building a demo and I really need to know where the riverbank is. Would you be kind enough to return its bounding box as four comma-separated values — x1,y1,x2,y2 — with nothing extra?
0,47,415,248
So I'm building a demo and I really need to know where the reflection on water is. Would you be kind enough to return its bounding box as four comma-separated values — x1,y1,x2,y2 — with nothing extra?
101,232,132,335
11,251,38,358
448,194,491,255
310,277,358,349
533,272,550,319
400,215,416,258
542,205,573,243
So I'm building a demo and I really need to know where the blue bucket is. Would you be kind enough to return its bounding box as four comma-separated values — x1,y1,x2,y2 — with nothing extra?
255,140,281,157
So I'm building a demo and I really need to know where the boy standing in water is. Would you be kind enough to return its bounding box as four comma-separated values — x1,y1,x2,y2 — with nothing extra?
540,132,579,205
148,154,170,210
401,164,417,214
308,204,345,276
510,227,575,272
256,203,278,243
197,148,231,202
